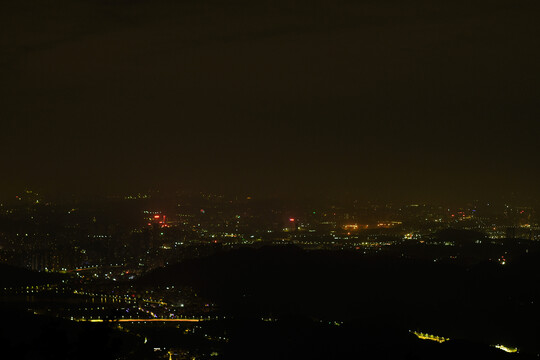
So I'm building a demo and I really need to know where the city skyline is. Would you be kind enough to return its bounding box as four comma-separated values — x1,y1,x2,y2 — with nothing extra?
1,186,538,358
1,1,539,358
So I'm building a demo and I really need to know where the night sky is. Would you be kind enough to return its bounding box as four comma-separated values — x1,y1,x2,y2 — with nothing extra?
1,0,539,201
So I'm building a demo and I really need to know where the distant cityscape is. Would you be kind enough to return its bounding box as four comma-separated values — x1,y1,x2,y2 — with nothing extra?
4,0,539,357
1,189,538,273
1,190,539,359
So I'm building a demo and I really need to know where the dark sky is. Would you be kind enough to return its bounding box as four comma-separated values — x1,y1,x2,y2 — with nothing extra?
1,0,539,202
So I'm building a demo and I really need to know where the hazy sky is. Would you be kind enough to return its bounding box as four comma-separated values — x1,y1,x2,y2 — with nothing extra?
1,0,539,201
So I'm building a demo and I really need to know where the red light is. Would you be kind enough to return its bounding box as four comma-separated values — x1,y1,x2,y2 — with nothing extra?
289,218,295,222
154,215,160,219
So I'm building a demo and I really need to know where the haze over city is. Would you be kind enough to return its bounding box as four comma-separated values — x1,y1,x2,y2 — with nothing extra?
2,0,539,202
1,0,539,359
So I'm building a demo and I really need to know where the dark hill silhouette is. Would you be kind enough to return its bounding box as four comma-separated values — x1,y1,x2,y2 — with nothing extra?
432,228,487,244
0,308,145,360
0,263,65,287
218,318,524,360
139,246,540,355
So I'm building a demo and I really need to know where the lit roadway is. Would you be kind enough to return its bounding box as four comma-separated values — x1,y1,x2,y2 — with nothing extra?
86,318,201,323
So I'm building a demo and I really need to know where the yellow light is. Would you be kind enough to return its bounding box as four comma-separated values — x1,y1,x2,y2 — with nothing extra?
493,344,518,353
411,330,449,343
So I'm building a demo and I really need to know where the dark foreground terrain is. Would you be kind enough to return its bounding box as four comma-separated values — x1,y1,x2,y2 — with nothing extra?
1,244,539,359
139,245,540,358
